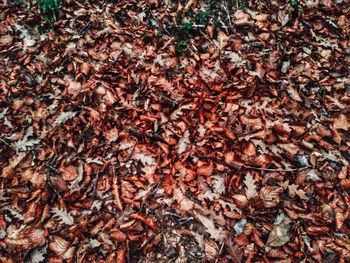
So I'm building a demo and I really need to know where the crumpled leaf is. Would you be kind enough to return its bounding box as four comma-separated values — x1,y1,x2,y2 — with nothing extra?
15,24,36,49
69,163,84,191
0,34,13,46
67,81,82,95
288,184,308,200
234,10,253,26
6,207,25,221
89,239,102,249
49,235,70,255
217,31,228,49
286,85,303,102
60,164,78,181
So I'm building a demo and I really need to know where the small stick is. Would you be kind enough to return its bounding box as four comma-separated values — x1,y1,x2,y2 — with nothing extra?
215,242,225,263
243,165,310,172
0,137,14,150
112,170,123,211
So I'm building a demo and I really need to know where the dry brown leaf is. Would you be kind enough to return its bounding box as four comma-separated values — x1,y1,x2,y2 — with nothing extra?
288,184,308,200
0,35,13,46
49,235,70,255
59,164,78,181
1,165,14,179
197,161,214,177
67,81,82,95
259,186,282,208
193,211,226,241
234,10,253,26
173,188,195,212
286,85,303,102
333,114,350,131
218,31,228,49
244,173,258,199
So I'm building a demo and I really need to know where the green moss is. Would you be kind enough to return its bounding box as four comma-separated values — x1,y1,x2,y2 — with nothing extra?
39,0,61,23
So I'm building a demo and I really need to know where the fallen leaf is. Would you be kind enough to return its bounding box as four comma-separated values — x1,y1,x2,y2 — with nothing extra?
244,173,258,199
267,213,291,247
51,207,74,226
194,211,226,241
59,165,78,181
218,31,228,49
67,81,82,95
333,114,350,130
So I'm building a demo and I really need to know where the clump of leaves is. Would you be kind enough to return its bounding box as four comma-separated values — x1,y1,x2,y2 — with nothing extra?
38,0,61,23
149,0,249,55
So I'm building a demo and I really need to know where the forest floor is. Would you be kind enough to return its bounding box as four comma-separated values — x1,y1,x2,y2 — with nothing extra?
0,0,349,262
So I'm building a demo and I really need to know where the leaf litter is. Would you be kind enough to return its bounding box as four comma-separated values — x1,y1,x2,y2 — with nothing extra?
0,0,349,262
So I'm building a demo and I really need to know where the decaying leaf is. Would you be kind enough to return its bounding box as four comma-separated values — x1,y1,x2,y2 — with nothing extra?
286,86,303,102
60,164,78,181
267,213,292,247
212,175,226,195
133,152,156,166
244,173,258,199
51,207,74,226
67,81,82,95
29,245,47,263
288,184,308,200
6,208,25,221
1,0,349,261
54,111,78,126
14,126,40,152
194,211,226,241
177,130,190,155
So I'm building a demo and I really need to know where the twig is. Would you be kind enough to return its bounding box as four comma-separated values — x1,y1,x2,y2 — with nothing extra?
47,174,62,199
125,139,138,162
199,30,219,49
79,21,91,35
112,170,123,211
243,165,310,172
0,137,14,150
0,46,21,55
222,1,233,30
160,36,175,50
45,163,60,173
215,242,225,263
